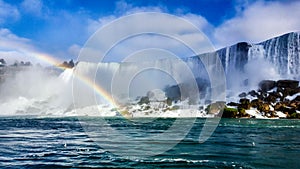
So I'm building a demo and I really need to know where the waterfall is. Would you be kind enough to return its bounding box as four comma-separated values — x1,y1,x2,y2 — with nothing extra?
259,32,300,76
72,58,209,105
225,47,229,74
0,31,299,116
212,32,300,80
248,44,265,60
59,68,74,83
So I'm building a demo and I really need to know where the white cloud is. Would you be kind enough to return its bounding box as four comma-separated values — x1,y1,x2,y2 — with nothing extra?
0,0,214,62
214,1,300,47
115,0,166,15
0,0,20,24
68,44,82,58
21,0,43,16
84,2,214,62
87,1,167,35
7,0,299,64
0,28,31,50
87,15,118,35
84,13,214,62
180,13,210,31
0,28,61,65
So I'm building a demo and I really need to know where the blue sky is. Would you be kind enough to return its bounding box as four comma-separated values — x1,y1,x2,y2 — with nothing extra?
0,0,299,64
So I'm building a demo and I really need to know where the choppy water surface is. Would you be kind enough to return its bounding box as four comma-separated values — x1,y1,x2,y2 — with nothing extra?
0,117,299,169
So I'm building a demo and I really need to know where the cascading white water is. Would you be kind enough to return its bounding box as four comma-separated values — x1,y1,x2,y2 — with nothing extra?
72,59,209,106
225,47,230,74
0,67,73,116
215,32,300,80
59,68,74,83
248,44,265,60
260,32,300,77
214,32,300,94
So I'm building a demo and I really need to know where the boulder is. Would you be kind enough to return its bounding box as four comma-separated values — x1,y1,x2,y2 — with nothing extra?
138,96,150,105
258,103,270,113
275,102,296,115
250,99,262,108
227,102,239,106
289,102,298,109
274,102,288,111
277,80,299,89
283,88,296,97
264,94,277,103
288,112,300,119
257,91,268,100
269,91,282,98
221,107,238,118
237,108,249,117
238,92,247,98
290,100,300,111
259,80,276,92
238,98,251,110
248,90,258,97
277,87,284,92
293,96,300,102
285,87,300,96
207,101,226,114
239,98,250,105
266,111,278,118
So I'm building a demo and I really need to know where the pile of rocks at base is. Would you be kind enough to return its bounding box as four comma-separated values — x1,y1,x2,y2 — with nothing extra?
222,79,300,119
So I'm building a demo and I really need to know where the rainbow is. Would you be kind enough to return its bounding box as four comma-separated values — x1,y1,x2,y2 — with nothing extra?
5,47,118,110
72,69,118,108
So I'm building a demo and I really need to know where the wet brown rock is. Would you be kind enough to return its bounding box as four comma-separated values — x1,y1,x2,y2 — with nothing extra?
274,102,285,111
239,98,251,109
269,91,282,98
239,98,250,105
289,100,300,111
264,94,277,103
221,107,238,118
225,79,300,119
257,103,270,113
257,91,268,100
288,87,300,96
250,99,262,108
290,102,297,108
259,80,276,92
266,111,278,118
237,108,250,118
287,112,300,119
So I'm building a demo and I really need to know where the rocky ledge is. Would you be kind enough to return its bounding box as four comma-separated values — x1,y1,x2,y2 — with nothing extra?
221,79,300,119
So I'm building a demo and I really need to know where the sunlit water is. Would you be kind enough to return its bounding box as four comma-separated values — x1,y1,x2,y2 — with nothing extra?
0,117,299,169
